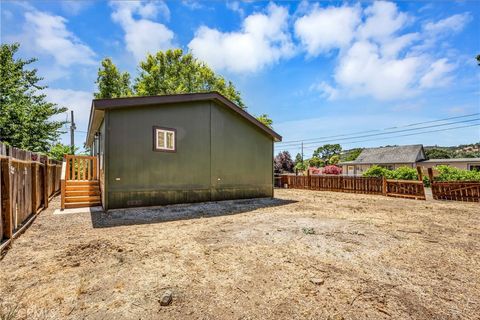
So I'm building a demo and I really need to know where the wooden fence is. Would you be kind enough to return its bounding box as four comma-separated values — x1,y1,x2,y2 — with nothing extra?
385,179,426,200
427,168,480,202
279,174,425,200
281,175,384,195
0,142,62,253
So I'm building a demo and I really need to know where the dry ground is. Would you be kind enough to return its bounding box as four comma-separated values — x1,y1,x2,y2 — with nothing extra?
0,189,479,320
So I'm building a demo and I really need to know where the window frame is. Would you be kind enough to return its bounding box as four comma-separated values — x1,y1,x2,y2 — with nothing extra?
153,126,177,153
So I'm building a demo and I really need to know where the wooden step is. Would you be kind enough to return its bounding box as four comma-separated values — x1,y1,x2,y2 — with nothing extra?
66,180,99,186
65,196,101,203
65,190,101,197
65,202,101,209
66,185,100,191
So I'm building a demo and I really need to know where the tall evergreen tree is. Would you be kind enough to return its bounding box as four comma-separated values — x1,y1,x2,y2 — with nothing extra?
0,43,67,152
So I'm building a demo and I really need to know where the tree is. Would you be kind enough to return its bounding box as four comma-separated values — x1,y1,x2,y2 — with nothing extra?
48,143,77,161
274,151,294,173
295,160,308,172
134,49,244,108
477,54,480,66
308,156,323,168
256,114,273,128
313,144,342,163
329,154,340,165
95,58,132,99
341,148,363,162
0,43,67,152
294,153,303,166
425,148,453,159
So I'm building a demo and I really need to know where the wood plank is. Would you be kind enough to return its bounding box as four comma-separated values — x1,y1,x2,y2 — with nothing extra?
1,158,13,240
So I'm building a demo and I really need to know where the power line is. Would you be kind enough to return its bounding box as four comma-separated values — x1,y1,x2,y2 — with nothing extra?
276,113,480,145
295,123,480,153
276,118,480,148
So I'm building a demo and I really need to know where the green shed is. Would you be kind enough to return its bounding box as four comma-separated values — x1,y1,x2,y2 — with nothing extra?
85,92,282,210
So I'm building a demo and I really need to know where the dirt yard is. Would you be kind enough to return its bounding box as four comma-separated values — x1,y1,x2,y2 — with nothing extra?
1,189,479,320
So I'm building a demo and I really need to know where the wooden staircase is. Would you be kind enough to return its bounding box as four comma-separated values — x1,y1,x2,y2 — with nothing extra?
64,180,101,208
61,155,101,210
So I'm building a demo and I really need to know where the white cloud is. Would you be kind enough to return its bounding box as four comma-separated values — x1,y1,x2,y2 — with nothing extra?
294,5,361,56
334,41,423,100
188,3,294,73
424,13,471,35
44,88,93,132
22,10,96,66
60,1,93,15
110,1,174,60
420,58,455,89
310,81,339,100
299,2,466,101
357,1,409,41
226,1,244,17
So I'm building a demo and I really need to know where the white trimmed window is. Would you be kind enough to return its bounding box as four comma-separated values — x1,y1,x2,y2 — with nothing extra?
154,127,176,152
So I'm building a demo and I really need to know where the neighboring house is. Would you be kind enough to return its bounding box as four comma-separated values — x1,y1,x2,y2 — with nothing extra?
340,145,426,176
339,144,480,176
85,92,282,210
419,158,480,172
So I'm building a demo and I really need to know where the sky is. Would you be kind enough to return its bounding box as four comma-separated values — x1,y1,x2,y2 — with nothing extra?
1,0,479,157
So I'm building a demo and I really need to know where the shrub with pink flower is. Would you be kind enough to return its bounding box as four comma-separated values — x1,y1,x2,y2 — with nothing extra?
322,165,342,175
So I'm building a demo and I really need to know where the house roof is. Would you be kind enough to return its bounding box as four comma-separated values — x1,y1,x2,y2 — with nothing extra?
339,145,425,165
421,158,480,163
86,92,282,145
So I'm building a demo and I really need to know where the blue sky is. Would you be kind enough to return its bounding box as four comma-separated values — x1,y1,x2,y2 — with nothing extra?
1,0,479,157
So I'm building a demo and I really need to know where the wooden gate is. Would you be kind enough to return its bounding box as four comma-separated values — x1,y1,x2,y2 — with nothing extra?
65,155,97,181
431,181,480,202
384,179,426,200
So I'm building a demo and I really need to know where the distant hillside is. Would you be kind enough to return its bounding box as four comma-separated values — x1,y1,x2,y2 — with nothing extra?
424,143,480,159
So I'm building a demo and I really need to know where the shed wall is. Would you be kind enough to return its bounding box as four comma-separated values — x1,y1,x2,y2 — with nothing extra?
105,101,273,209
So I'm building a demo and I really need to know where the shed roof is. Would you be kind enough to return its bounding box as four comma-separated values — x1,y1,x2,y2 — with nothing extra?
339,145,425,165
86,92,282,145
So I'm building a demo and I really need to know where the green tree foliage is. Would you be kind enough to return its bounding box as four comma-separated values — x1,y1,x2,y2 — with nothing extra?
477,54,480,66
329,154,340,165
294,153,303,166
313,144,342,163
341,148,363,162
294,160,308,171
308,156,323,168
274,151,294,173
0,43,67,152
133,49,244,108
256,114,273,128
94,58,132,99
435,165,480,181
48,143,77,161
425,148,453,159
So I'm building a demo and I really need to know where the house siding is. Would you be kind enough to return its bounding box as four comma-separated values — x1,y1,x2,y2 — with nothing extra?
104,101,273,209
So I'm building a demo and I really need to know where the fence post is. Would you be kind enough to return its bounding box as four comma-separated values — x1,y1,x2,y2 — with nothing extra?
43,158,49,209
416,166,423,182
382,176,387,196
31,162,37,213
1,158,13,240
427,168,434,183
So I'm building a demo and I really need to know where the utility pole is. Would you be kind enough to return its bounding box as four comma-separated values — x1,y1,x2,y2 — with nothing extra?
301,141,304,162
70,110,76,154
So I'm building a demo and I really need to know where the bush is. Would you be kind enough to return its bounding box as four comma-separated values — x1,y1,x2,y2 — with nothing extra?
434,165,480,182
322,165,342,175
362,165,390,178
363,165,419,180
